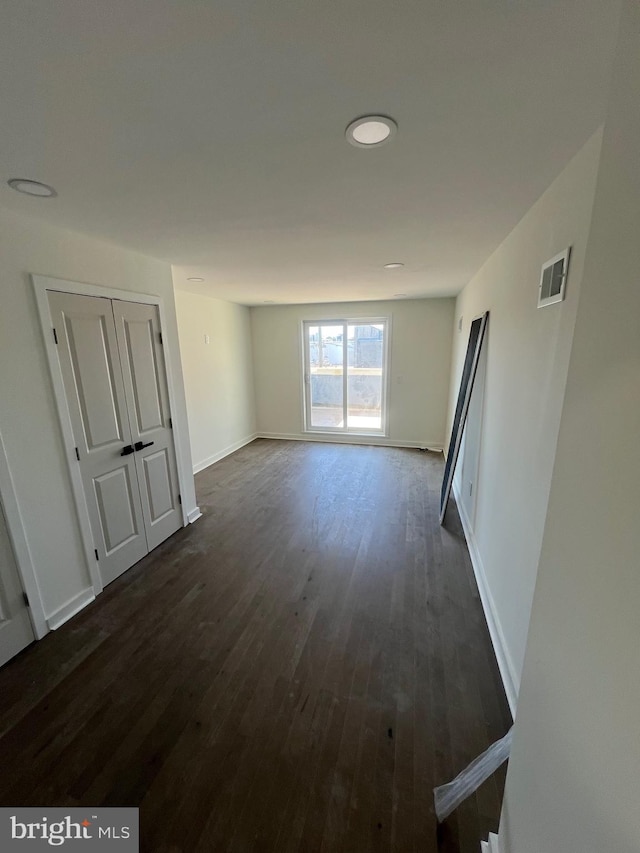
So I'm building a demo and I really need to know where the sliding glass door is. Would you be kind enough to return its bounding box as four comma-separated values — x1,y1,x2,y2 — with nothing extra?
303,318,388,435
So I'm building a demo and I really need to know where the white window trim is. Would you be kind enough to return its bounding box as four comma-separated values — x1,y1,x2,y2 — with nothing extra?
302,316,391,438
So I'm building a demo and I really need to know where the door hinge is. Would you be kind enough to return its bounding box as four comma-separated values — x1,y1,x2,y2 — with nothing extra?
94,549,99,561
158,331,163,345
52,328,58,345
169,417,172,429
75,447,80,461
178,494,182,505
23,591,29,608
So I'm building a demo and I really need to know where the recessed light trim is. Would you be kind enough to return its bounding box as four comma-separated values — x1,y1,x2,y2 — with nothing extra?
384,262,404,269
8,178,57,197
187,277,205,282
394,293,407,298
346,115,397,148
263,300,275,304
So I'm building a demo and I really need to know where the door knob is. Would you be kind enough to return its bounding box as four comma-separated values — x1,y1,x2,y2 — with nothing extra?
134,441,155,451
120,444,135,456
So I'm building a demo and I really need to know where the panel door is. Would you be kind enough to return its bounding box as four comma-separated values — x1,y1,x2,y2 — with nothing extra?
48,291,149,586
0,501,34,667
112,300,182,551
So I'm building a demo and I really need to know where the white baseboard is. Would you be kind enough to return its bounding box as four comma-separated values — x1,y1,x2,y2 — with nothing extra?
187,507,202,524
257,432,444,452
46,587,95,631
481,832,501,853
453,479,518,718
192,433,259,474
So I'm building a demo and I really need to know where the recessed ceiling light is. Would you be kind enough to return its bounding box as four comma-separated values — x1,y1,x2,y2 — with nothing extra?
394,293,407,298
346,115,397,148
263,300,275,304
7,178,57,197
187,277,205,282
384,262,404,269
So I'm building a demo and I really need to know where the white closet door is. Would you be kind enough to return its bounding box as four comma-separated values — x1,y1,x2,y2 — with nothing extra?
0,501,34,667
48,291,148,586
112,300,182,551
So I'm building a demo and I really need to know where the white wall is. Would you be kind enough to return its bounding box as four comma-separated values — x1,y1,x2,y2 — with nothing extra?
174,289,257,472
447,130,603,707
500,3,639,850
251,299,455,448
0,207,195,623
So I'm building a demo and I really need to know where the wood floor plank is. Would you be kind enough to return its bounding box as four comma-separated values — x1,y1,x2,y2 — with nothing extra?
0,439,511,852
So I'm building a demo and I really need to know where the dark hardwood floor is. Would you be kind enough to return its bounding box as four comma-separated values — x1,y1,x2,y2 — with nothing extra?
0,439,511,852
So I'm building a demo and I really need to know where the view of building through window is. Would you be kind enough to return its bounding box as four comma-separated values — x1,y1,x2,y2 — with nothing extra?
304,320,387,433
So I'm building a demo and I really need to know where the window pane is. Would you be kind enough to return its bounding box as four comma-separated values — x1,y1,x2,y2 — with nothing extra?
346,323,384,430
309,325,344,428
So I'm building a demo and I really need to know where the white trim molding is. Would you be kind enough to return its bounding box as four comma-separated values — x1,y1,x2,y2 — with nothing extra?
481,832,501,853
192,433,259,474
0,430,48,640
47,587,95,631
453,479,518,717
187,508,203,524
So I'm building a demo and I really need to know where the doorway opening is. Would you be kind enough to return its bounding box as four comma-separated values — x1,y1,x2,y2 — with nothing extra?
303,318,389,436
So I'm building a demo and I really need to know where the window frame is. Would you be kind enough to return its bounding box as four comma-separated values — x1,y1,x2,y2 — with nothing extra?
302,316,390,437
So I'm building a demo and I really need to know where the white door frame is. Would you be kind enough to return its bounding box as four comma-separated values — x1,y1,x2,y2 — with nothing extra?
32,274,191,598
0,429,48,640
302,316,391,437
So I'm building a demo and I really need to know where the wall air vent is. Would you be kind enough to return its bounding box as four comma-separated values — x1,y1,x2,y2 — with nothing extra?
538,247,570,308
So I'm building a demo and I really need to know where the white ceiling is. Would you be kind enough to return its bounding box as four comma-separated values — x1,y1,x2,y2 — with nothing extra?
0,1,620,305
